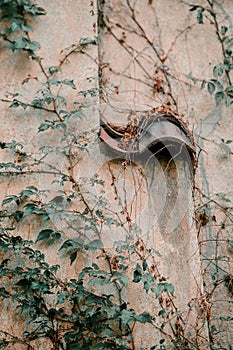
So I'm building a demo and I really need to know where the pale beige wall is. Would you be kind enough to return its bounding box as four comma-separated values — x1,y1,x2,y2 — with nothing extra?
0,0,232,349
0,1,99,347
99,0,233,347
98,0,233,347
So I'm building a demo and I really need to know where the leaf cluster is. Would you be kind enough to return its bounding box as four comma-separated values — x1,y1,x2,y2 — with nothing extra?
0,0,45,55
189,3,233,106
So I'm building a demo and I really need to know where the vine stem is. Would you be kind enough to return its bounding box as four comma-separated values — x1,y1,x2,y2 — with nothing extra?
207,0,232,86
0,98,59,116
125,0,177,107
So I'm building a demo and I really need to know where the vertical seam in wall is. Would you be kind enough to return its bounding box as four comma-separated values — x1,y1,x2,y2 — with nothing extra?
96,0,105,124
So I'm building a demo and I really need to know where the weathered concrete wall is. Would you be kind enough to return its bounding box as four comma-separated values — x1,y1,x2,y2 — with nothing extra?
98,1,233,346
0,0,232,349
0,1,99,348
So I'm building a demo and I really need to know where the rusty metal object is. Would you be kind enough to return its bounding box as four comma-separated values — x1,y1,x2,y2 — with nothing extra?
100,113,196,162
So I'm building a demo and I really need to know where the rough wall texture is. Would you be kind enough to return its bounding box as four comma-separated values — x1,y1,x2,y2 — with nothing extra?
98,0,233,346
0,0,232,349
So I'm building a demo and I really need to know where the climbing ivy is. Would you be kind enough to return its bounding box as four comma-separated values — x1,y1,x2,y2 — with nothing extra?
188,1,233,107
0,0,45,55
0,1,232,349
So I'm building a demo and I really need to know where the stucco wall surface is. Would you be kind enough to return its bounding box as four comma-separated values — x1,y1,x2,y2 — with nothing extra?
0,0,232,349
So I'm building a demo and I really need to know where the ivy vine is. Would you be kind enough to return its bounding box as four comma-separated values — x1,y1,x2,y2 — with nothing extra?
0,1,232,350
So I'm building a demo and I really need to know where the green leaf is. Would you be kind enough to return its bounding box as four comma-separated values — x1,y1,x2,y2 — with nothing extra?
197,8,204,24
48,66,59,74
31,98,43,107
213,65,224,78
92,263,99,270
0,287,10,298
225,49,232,57
164,283,174,295
36,229,54,242
142,260,148,271
21,24,33,33
210,79,223,91
47,78,59,85
201,80,206,90
93,343,115,350
26,186,38,192
154,282,174,298
27,40,41,52
227,239,233,252
225,95,233,107
10,38,27,51
56,292,68,305
189,5,199,11
59,238,84,251
9,101,20,108
67,343,80,350
70,251,77,265
105,217,120,227
225,85,233,97
188,72,197,84
2,196,16,206
120,309,136,325
20,189,34,197
16,278,31,288
221,26,228,35
158,309,166,317
135,311,153,324
209,10,216,19
219,316,233,321
23,203,38,217
84,239,104,251
56,123,66,130
23,5,46,16
142,273,155,293
30,281,43,290
207,81,216,94
53,232,61,241
38,123,51,132
112,271,128,286
62,79,76,89
11,21,20,32
226,37,233,48
215,91,224,106
55,95,66,105
133,263,142,283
